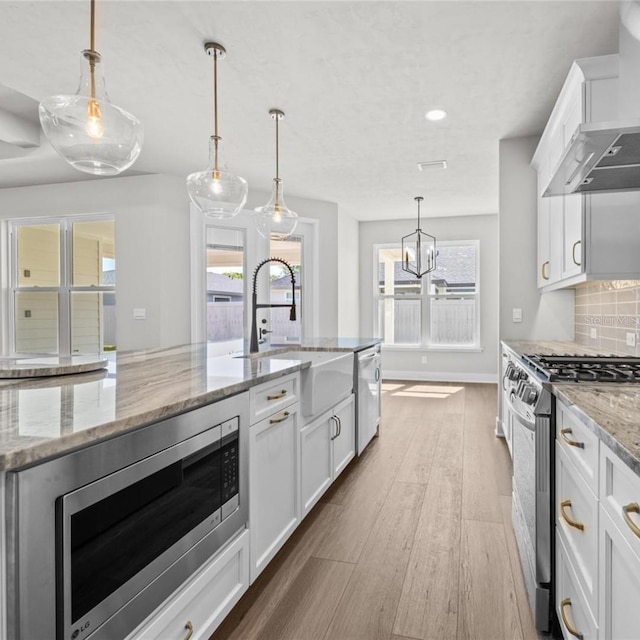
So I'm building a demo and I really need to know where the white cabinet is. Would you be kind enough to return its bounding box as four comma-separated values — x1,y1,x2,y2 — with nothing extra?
127,530,250,640
532,55,640,292
599,508,640,640
249,396,300,583
300,394,355,517
555,398,640,640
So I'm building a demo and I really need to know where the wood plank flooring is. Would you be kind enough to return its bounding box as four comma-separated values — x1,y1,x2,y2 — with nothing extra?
211,381,536,640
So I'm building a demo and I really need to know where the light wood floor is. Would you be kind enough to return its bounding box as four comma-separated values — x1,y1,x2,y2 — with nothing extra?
211,382,537,640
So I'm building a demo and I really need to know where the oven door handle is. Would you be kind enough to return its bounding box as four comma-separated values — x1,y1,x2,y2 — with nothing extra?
506,391,536,432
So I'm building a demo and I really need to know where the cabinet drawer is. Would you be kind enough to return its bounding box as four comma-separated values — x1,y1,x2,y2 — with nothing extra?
600,442,640,561
128,529,249,640
556,402,599,495
556,443,598,613
556,530,598,640
250,373,298,424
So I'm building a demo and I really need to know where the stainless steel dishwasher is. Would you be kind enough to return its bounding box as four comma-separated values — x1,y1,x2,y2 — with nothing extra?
355,344,381,454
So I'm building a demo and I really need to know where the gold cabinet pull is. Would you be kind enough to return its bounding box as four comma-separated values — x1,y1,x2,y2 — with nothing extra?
184,621,194,640
561,428,584,449
541,260,550,280
560,499,585,531
267,389,287,400
572,240,582,266
560,598,583,639
622,502,640,538
270,411,290,424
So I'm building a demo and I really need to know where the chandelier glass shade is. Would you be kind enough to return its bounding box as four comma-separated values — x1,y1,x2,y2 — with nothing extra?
401,197,437,279
39,0,143,176
255,109,298,240
186,42,248,218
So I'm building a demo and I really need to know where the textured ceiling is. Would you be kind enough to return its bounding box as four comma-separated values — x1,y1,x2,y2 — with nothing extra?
0,1,621,220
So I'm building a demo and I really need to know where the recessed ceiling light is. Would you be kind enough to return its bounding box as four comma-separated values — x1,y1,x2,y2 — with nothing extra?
425,109,447,121
418,160,447,171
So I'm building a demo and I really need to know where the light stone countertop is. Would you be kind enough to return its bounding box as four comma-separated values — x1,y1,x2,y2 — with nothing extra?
0,354,108,378
502,339,640,478
0,339,380,472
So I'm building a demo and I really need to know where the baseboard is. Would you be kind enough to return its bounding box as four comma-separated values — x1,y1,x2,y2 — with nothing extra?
383,370,498,384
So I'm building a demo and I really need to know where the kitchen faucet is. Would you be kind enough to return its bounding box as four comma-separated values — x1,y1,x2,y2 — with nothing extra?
250,257,297,353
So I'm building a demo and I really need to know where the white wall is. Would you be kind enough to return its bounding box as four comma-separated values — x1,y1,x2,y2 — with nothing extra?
499,136,574,342
359,213,499,382
337,209,360,336
0,174,192,351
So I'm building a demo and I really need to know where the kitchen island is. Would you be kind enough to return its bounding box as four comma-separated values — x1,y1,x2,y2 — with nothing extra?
0,338,379,640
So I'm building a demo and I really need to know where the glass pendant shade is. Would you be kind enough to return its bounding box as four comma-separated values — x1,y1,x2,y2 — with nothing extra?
186,135,248,218
401,197,437,279
256,178,298,240
39,50,143,175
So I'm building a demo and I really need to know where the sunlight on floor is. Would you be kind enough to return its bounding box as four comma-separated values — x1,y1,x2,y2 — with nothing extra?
381,383,404,394
390,383,464,399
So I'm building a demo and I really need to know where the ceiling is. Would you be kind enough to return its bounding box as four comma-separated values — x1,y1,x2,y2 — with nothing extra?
0,1,621,221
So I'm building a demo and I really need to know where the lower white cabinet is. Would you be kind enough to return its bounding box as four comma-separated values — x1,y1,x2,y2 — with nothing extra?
599,508,640,640
126,530,249,640
300,394,355,517
249,403,300,583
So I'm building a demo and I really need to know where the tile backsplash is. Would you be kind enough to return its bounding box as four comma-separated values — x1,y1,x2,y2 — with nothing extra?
575,281,640,356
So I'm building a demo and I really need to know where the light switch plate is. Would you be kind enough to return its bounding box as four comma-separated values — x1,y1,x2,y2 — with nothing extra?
133,308,146,320
627,332,636,347
590,328,597,339
512,308,522,323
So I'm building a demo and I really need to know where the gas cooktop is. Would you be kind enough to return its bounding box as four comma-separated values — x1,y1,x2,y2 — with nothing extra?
522,354,640,383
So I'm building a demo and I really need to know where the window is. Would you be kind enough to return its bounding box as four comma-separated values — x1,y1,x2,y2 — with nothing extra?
9,216,116,355
205,226,245,352
374,240,479,349
269,236,303,344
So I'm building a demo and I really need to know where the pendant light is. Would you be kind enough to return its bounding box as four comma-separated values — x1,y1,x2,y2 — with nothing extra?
255,109,298,240
186,42,248,218
39,0,143,176
402,197,437,278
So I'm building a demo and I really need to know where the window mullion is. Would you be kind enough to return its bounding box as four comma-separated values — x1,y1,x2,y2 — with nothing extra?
59,224,71,355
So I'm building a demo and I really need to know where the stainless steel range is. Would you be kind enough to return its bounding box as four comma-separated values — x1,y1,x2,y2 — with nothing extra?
504,349,640,634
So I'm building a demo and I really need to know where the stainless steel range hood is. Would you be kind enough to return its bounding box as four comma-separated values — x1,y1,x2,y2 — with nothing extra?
544,2,640,197
543,120,640,196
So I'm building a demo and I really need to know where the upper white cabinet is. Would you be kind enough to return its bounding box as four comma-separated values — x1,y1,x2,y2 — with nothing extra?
532,55,640,292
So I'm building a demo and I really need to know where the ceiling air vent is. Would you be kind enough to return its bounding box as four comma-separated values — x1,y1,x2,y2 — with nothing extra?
417,160,447,171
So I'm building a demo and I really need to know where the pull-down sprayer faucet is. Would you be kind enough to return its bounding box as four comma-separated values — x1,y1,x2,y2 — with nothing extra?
250,257,297,353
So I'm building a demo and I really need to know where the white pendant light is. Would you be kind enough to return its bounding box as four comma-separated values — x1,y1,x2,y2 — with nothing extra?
39,0,143,176
186,42,248,218
255,109,298,240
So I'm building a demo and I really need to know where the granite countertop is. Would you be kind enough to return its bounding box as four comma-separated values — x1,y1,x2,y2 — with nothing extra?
501,339,640,478
0,354,108,378
0,338,380,472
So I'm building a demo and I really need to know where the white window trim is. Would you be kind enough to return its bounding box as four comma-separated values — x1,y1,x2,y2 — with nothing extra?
7,214,115,356
190,205,319,345
372,239,481,351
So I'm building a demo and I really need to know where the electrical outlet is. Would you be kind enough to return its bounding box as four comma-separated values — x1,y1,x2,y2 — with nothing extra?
512,308,522,323
133,308,146,320
627,332,636,347
590,328,597,339
421,355,427,364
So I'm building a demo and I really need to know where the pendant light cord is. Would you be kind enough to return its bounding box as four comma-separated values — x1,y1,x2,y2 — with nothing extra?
213,50,219,173
275,114,280,180
89,0,97,101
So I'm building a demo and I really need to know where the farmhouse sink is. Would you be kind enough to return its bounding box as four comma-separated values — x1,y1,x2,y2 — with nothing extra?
268,350,354,418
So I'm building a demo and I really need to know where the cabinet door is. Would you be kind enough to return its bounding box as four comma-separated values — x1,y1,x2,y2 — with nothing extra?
548,193,564,285
537,172,551,288
300,413,333,517
563,194,583,279
249,406,299,582
599,508,640,640
332,395,355,479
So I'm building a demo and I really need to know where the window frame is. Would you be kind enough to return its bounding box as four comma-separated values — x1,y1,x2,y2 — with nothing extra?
372,239,481,351
7,214,116,356
190,206,319,349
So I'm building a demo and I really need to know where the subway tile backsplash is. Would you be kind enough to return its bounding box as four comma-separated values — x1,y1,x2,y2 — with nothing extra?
575,280,640,356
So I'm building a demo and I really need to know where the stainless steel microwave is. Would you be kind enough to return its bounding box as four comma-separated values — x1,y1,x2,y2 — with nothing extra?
6,392,249,640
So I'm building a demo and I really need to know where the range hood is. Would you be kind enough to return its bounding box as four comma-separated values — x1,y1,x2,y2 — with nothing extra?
543,120,640,196
545,2,640,196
